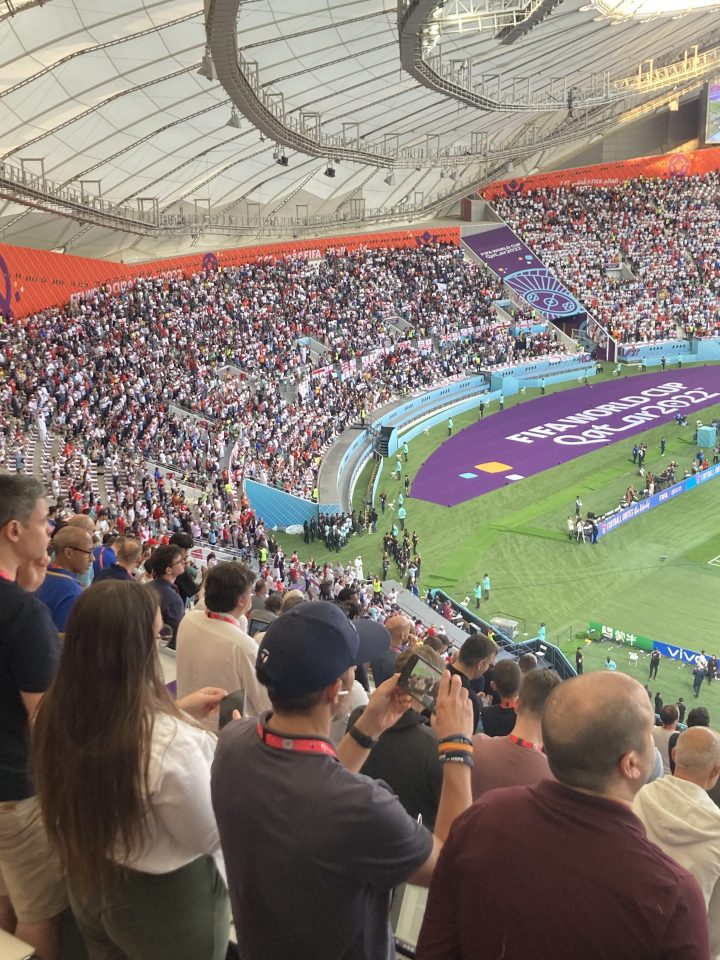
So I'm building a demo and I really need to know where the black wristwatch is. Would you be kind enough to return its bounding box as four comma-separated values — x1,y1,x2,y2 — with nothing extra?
348,725,377,749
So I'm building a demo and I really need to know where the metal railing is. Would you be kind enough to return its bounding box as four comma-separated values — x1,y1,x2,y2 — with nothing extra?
429,589,576,678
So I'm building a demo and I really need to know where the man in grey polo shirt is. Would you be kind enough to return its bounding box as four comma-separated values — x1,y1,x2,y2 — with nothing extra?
211,601,473,960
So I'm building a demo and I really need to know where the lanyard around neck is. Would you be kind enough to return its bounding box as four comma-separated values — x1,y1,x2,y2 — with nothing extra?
256,722,338,759
206,611,240,628
507,733,543,754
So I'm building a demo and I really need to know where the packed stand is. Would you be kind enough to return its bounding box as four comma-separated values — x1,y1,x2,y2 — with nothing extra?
0,242,570,548
492,171,720,344
5,472,720,960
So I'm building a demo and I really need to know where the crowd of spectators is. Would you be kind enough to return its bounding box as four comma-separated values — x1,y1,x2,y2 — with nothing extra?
493,171,720,344
0,241,569,551
4,473,720,960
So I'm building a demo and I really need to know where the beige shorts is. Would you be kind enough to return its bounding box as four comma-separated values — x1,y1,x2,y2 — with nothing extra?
0,796,68,923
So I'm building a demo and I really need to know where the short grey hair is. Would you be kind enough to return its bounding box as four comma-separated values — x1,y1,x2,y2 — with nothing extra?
0,474,45,531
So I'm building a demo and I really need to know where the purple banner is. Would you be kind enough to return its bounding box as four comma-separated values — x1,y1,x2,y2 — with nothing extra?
462,225,586,324
412,369,720,508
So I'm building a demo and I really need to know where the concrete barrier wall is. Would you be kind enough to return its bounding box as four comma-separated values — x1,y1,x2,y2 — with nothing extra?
693,338,720,361
618,340,690,360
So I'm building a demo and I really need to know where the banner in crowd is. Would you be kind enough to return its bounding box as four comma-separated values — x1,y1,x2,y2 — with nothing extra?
463,225,587,323
339,359,356,380
0,225,461,321
361,351,380,369
482,146,720,200
587,622,654,652
598,461,720,539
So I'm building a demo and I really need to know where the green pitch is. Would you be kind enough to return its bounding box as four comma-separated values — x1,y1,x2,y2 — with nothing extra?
274,363,720,705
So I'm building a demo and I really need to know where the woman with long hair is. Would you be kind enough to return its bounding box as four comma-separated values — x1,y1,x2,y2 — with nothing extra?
32,579,230,960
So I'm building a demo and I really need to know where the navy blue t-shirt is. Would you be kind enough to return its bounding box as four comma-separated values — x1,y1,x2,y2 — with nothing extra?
0,581,60,800
212,714,432,960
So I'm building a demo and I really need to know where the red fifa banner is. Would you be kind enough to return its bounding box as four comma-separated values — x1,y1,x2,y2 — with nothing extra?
0,226,460,321
482,146,720,200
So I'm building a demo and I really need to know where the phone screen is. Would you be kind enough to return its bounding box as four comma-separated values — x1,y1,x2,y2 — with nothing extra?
398,654,444,711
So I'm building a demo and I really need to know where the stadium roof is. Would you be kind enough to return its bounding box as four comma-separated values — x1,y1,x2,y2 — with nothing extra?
0,0,719,260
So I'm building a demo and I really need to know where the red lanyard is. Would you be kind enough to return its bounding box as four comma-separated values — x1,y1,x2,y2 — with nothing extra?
206,611,240,627
507,733,543,754
0,569,13,582
256,722,338,759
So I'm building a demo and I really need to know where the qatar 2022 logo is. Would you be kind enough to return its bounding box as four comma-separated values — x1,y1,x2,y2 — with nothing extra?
502,179,526,197
0,253,22,320
505,267,582,318
667,154,691,178
415,230,440,247
202,252,219,274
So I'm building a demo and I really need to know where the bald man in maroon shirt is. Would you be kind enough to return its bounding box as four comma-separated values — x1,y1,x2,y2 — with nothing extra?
417,671,710,960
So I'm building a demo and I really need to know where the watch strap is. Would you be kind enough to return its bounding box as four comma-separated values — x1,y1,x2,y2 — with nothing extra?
348,724,377,750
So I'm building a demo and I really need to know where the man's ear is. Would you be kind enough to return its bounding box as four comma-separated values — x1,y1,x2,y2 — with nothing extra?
326,679,343,705
618,748,648,784
3,520,22,546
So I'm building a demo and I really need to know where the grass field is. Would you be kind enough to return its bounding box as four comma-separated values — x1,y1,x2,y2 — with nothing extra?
274,362,720,707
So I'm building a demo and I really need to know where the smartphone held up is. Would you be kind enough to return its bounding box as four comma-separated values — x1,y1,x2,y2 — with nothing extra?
397,653,444,712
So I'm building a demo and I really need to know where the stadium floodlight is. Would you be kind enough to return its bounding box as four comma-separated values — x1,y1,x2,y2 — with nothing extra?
449,169,459,181
197,46,216,82
276,150,289,166
324,162,336,178
226,107,241,129
384,171,396,186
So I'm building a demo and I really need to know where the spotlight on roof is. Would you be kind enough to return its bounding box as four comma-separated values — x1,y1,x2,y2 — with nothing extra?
439,168,447,178
324,162,336,178
226,106,241,129
449,169,458,181
197,46,216,82
276,152,289,167
384,171,395,186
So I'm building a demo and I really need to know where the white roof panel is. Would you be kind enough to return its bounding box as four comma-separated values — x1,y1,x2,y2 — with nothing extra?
0,0,717,257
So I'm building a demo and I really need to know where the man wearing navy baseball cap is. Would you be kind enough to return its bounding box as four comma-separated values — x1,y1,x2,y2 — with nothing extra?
211,601,474,960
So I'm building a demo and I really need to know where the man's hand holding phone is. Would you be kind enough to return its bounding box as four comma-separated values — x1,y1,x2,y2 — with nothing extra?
432,671,474,742
355,673,413,740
